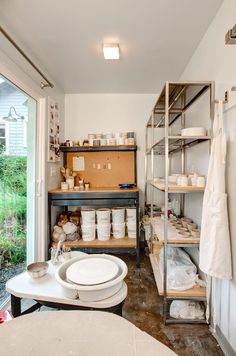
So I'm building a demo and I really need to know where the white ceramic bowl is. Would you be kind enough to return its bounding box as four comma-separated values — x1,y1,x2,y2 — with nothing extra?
187,222,198,230
55,254,128,301
27,262,49,279
181,127,206,137
191,228,200,238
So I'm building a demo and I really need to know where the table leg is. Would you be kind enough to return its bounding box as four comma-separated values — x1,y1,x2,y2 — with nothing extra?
11,295,22,317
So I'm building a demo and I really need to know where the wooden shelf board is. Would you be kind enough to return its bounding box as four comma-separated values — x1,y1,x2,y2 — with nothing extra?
53,236,136,248
49,187,139,194
150,181,205,193
150,217,200,245
149,253,206,299
60,145,137,152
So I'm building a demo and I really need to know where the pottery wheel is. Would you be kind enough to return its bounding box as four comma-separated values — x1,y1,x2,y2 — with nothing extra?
66,257,119,286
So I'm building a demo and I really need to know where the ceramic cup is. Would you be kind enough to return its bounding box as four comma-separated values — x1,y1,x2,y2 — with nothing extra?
196,176,206,187
181,176,188,186
191,177,197,186
177,175,188,186
61,182,69,190
100,139,107,145
88,133,95,140
127,137,135,145
66,178,74,189
93,139,101,146
118,137,125,145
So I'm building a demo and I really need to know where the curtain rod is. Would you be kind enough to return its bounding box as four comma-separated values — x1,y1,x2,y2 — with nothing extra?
0,26,54,89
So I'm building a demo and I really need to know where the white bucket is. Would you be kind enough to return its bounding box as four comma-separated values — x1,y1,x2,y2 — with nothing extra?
97,224,111,241
127,223,136,239
81,209,95,225
96,208,111,224
112,223,125,239
126,207,136,223
81,224,96,241
112,207,125,224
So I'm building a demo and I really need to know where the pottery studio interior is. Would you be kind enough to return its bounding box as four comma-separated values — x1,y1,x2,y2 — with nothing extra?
0,1,236,355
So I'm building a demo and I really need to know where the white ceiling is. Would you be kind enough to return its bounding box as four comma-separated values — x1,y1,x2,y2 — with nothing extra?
0,0,222,93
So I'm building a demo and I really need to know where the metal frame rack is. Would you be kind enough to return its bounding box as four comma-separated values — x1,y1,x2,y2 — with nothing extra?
145,81,215,324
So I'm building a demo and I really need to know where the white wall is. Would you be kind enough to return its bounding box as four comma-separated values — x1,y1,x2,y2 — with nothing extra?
180,0,236,352
65,94,157,207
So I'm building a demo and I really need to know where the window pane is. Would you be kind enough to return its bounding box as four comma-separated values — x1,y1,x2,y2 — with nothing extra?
0,138,6,146
0,128,5,137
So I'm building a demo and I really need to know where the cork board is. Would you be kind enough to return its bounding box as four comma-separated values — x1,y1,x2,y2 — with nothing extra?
66,151,135,187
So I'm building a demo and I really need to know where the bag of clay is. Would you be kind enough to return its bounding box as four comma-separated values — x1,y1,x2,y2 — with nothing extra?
170,300,205,320
159,247,198,290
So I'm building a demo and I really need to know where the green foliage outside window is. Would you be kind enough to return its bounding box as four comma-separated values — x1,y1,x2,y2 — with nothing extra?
0,151,27,267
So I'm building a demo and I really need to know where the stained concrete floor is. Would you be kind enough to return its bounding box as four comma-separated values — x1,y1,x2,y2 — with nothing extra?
122,254,224,356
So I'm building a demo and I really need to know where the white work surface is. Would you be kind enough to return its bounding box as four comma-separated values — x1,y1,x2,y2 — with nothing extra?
0,311,177,356
6,256,127,309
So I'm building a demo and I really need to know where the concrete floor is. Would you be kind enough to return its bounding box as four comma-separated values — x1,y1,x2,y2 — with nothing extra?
122,254,224,356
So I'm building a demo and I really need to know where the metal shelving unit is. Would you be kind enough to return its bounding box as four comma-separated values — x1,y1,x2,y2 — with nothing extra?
145,81,215,324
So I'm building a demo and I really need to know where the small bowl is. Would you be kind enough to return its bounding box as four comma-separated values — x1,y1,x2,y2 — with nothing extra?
27,262,49,279
191,228,200,238
181,217,192,223
176,227,188,232
187,223,198,230
74,186,80,191
178,231,191,238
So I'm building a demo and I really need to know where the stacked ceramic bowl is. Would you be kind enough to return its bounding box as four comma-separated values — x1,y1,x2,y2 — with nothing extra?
81,209,96,241
126,207,137,238
55,254,128,301
169,217,200,239
112,207,126,239
96,208,111,241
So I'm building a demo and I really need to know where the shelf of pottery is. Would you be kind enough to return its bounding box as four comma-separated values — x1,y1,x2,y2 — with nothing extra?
51,207,137,249
145,81,215,323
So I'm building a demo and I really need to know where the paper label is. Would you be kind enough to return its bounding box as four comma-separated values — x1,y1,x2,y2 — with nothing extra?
73,156,85,171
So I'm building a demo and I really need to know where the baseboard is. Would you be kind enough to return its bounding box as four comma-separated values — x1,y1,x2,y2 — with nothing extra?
213,325,236,356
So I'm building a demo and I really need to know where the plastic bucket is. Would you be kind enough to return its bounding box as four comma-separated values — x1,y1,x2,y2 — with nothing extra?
112,207,125,224
112,223,125,239
127,223,136,238
126,207,136,223
96,208,111,224
97,224,111,241
81,224,96,241
81,209,95,225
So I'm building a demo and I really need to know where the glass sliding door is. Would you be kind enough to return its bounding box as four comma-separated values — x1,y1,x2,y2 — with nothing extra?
0,74,37,308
